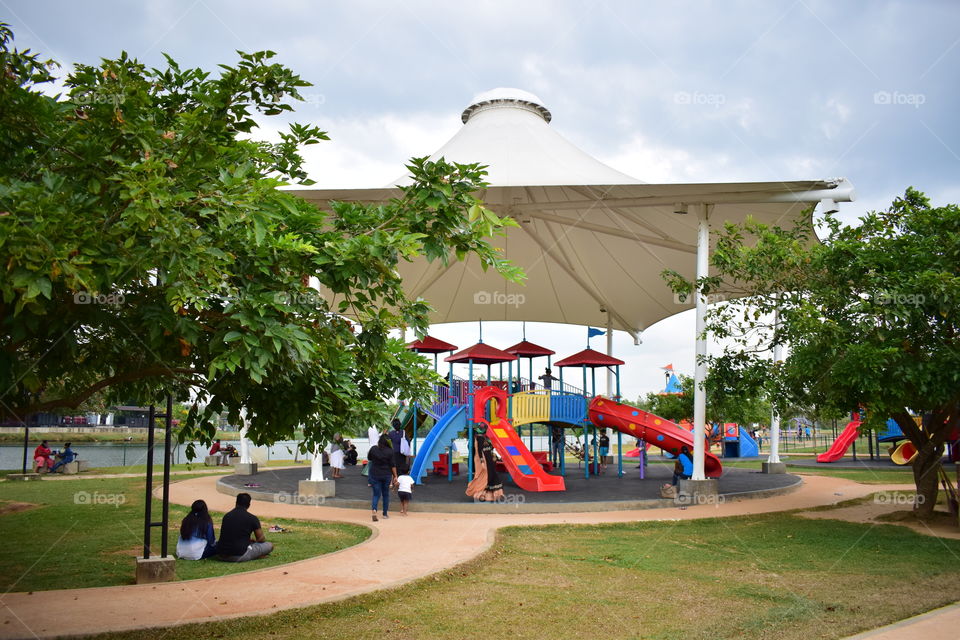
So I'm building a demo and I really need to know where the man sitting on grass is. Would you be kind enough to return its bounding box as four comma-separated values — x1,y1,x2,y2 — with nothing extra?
216,493,274,562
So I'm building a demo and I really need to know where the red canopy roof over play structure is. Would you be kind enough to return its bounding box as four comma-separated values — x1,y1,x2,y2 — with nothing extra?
505,340,555,358
405,335,458,354
554,348,625,368
445,342,519,365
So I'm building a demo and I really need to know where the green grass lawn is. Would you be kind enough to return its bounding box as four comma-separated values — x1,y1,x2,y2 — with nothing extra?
88,509,960,640
0,475,369,591
718,459,913,485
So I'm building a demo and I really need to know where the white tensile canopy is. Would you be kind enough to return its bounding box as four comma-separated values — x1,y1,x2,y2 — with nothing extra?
294,88,854,343
292,88,855,481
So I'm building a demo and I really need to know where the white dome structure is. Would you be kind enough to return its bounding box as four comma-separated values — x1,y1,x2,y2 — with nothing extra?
390,88,640,187
295,89,853,340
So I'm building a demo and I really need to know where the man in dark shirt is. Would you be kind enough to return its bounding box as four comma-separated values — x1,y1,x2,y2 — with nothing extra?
217,493,273,562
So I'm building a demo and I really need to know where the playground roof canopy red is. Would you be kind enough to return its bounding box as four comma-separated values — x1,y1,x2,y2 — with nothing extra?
406,335,458,354
445,342,519,365
554,348,625,368
505,340,555,357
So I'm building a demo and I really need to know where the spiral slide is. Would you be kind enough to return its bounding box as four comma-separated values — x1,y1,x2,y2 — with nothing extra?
816,420,862,463
587,396,723,477
474,386,565,492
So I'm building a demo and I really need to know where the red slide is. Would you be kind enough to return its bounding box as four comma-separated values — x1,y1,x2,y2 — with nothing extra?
587,396,722,478
816,420,862,463
474,386,565,492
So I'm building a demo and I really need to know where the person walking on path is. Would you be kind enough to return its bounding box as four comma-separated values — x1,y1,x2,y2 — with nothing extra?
465,426,504,502
216,493,273,562
395,469,414,515
367,434,398,521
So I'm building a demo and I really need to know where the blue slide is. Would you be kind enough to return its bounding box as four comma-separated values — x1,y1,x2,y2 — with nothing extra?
409,405,468,484
739,429,759,457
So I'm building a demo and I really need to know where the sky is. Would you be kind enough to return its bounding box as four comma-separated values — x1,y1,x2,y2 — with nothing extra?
5,0,959,400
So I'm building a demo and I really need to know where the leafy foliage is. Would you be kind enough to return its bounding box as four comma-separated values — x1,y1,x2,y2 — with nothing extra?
664,188,960,513
0,24,522,454
635,373,770,427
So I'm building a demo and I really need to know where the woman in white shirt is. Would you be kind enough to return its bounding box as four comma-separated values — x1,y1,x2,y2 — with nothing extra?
176,499,217,560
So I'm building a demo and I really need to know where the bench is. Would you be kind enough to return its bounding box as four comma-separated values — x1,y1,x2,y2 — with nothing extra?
57,459,88,474
204,454,240,466
532,451,554,472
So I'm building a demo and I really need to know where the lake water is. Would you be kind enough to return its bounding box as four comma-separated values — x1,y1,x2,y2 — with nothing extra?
1,440,307,471
2,435,566,471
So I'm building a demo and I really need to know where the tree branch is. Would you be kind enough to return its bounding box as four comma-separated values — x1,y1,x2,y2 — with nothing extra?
6,366,200,418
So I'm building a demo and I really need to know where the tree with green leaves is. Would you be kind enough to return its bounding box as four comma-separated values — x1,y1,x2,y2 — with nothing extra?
0,24,521,456
635,373,770,429
665,189,960,516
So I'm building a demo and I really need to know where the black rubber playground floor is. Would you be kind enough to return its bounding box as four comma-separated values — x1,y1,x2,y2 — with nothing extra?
219,456,803,513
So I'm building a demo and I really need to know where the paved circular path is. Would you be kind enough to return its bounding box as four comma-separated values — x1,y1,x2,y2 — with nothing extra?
0,473,954,639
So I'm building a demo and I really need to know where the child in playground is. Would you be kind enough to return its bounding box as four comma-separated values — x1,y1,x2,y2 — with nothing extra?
395,468,414,515
599,431,610,472
671,445,693,485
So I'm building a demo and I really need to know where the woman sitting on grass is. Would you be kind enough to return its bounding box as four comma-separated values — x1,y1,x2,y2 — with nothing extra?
176,499,217,560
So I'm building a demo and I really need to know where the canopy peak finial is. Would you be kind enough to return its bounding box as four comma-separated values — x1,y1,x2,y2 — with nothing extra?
461,87,552,124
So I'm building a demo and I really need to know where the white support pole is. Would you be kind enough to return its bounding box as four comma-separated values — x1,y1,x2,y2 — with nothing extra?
605,313,614,397
692,204,710,481
309,443,325,481
767,303,783,464
239,411,252,464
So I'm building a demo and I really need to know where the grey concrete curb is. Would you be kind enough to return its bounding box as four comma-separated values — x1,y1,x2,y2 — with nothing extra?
217,474,803,514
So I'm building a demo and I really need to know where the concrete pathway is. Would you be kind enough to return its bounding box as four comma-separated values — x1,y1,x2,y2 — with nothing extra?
0,474,953,639
844,601,960,639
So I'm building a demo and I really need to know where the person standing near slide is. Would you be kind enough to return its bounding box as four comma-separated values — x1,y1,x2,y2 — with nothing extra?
466,426,504,502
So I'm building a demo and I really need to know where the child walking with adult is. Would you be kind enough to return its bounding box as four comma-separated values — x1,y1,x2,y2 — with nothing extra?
367,434,397,521
395,468,414,515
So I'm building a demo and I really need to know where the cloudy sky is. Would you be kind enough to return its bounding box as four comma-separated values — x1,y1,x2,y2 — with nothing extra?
5,0,959,399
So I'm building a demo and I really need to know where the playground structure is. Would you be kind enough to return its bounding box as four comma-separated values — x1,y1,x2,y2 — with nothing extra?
817,413,960,465
403,334,727,492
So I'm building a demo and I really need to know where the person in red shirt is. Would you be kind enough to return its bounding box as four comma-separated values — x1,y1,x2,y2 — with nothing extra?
210,439,227,465
33,440,54,473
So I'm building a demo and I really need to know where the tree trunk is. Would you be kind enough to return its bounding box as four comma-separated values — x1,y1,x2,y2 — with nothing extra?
911,446,941,517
